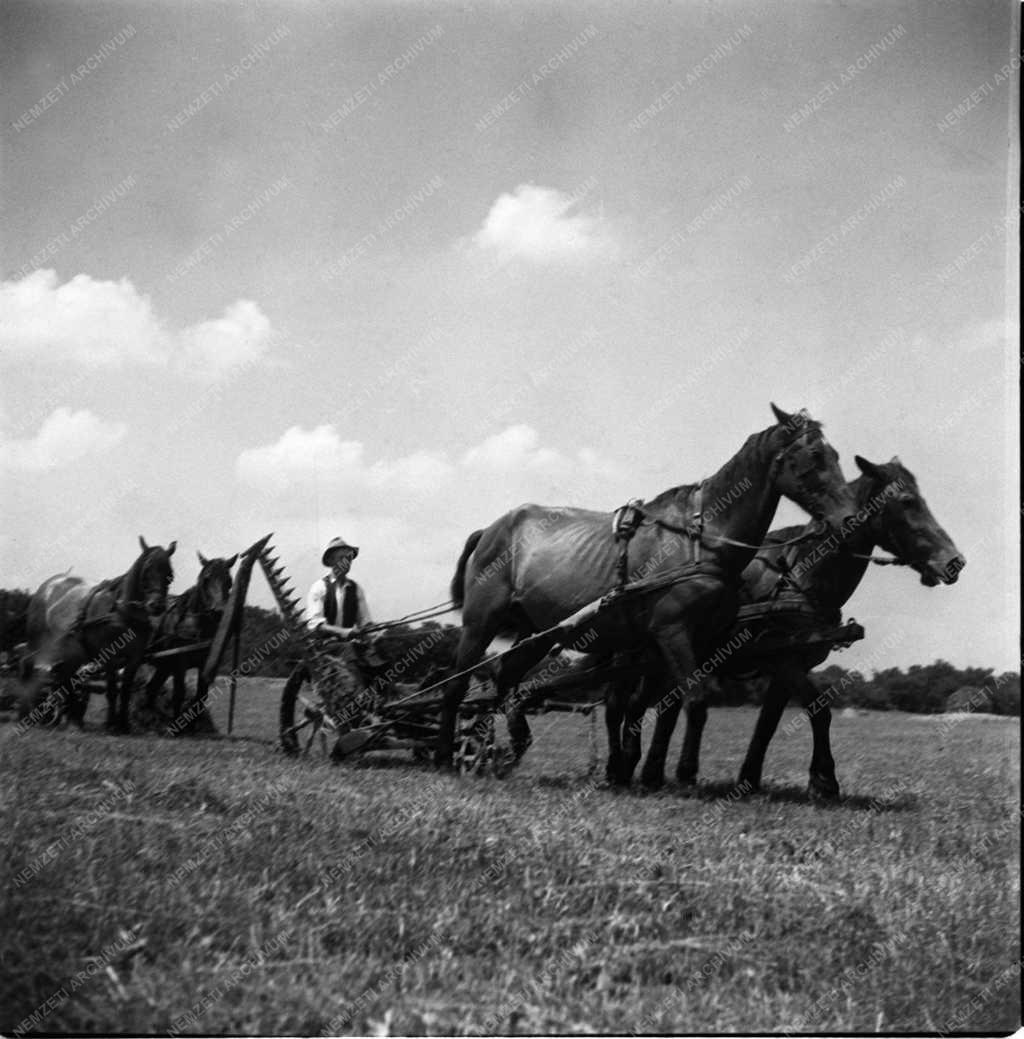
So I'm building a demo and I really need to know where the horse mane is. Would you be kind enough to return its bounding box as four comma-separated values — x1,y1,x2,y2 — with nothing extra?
644,482,700,510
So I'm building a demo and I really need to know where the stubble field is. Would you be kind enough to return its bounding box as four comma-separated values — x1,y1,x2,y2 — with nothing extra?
1,677,1019,1035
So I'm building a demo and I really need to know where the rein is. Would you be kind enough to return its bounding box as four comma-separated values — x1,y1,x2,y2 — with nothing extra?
357,601,458,634
846,551,908,567
642,509,827,552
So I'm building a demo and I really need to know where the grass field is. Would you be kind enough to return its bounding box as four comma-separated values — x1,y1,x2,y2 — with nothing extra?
1,677,1019,1035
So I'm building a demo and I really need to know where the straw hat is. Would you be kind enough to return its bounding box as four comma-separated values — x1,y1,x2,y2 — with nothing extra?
321,536,359,566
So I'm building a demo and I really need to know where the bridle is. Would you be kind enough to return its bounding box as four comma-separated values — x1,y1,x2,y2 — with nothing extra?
118,550,173,620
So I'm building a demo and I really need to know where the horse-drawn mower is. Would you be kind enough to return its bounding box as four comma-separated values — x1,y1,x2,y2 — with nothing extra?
191,531,866,773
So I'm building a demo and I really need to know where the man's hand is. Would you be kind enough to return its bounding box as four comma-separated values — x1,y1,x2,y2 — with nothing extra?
317,624,369,639
316,624,351,638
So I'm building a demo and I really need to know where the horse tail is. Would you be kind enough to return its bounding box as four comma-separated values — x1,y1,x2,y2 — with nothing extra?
450,530,485,609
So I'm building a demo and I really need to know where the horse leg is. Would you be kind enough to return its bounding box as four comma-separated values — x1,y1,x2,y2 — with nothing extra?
436,625,496,768
195,668,210,705
48,635,88,727
117,657,142,733
145,663,166,706
604,658,633,785
798,670,840,801
676,697,709,786
640,664,680,790
655,585,737,788
105,663,121,731
737,666,789,792
496,635,560,761
51,663,81,727
618,680,651,785
171,665,187,722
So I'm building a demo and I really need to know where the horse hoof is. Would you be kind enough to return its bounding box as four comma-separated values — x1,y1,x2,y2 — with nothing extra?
808,778,841,803
640,771,665,792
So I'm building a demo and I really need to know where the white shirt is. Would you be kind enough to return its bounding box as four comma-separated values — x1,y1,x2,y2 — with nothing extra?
306,574,372,631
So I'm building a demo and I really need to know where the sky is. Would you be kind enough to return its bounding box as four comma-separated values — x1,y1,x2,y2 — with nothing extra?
0,0,1019,674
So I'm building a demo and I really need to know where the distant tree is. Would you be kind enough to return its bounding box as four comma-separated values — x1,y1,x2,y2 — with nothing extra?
990,672,1021,716
813,659,1014,715
234,605,302,676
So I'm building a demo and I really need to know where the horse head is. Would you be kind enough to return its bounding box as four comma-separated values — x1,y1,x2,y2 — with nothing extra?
767,404,857,532
135,536,177,615
853,455,965,586
195,551,238,611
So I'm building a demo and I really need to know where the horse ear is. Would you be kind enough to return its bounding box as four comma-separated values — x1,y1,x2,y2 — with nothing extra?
854,455,884,480
139,535,149,551
889,455,901,465
197,551,208,566
166,540,177,556
226,553,239,568
770,402,792,425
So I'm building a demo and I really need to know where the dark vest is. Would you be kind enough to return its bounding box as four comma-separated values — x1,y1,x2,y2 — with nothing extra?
323,577,359,627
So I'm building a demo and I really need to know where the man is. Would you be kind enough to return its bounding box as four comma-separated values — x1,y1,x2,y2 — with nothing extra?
307,536,372,636
280,536,375,754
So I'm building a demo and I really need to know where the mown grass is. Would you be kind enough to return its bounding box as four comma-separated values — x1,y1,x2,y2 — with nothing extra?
0,680,1019,1035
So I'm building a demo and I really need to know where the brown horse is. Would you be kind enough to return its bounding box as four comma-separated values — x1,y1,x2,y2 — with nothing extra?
145,551,237,723
635,455,965,798
21,537,176,731
439,405,859,780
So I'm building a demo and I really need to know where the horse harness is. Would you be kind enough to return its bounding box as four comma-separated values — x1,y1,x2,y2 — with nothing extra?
148,583,221,652
70,575,151,639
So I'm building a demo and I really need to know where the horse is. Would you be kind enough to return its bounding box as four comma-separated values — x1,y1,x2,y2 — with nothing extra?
438,404,859,781
635,454,965,798
21,537,176,731
145,551,237,725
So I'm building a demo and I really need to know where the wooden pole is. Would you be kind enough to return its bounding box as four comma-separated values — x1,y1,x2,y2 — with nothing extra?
228,629,241,735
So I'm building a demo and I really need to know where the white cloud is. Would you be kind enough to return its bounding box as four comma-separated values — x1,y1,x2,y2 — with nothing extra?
0,407,127,472
471,184,617,264
0,269,164,364
236,423,622,511
178,299,272,378
461,424,564,472
236,425,454,498
0,269,274,378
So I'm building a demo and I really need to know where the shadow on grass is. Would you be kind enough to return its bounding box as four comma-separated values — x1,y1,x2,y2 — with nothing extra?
653,778,920,812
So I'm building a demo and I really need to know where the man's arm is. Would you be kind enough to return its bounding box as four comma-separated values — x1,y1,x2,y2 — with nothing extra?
355,584,372,627
306,577,328,631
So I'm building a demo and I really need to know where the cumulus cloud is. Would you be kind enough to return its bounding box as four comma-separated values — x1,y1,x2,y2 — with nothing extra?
236,423,621,509
471,183,617,264
236,425,454,498
461,424,564,472
178,299,273,378
0,407,127,472
0,269,275,378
